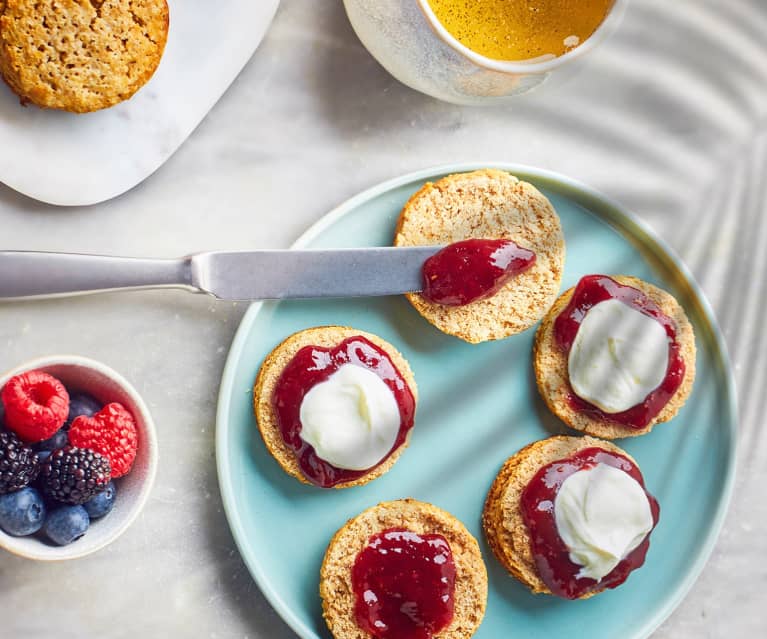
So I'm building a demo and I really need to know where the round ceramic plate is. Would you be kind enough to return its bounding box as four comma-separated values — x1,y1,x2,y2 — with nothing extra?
216,163,736,639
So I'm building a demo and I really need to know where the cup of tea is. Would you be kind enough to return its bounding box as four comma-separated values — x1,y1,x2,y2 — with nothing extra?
343,0,627,105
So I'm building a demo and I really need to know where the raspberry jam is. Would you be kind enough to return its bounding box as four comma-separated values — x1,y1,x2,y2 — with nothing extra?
352,528,456,639
271,336,415,488
554,274,685,428
422,238,536,306
521,447,659,600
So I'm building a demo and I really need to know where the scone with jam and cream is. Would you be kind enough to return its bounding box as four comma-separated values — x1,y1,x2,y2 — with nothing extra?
483,435,659,599
534,274,696,439
253,326,417,489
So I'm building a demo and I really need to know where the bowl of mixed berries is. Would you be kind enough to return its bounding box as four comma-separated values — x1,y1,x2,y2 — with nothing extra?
0,356,157,560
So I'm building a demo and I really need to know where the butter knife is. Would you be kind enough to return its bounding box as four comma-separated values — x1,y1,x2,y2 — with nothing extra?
0,248,443,301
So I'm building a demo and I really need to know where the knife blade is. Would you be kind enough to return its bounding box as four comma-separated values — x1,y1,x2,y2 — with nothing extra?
0,247,443,301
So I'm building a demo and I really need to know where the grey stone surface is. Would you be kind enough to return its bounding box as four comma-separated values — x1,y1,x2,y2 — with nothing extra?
0,0,765,637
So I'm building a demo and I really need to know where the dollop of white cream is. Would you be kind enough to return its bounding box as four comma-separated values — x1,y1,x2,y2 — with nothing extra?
299,364,400,471
568,298,669,413
554,463,653,582
563,35,580,49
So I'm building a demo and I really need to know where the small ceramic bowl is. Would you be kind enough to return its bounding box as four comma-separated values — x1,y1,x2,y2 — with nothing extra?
343,0,628,105
0,355,158,560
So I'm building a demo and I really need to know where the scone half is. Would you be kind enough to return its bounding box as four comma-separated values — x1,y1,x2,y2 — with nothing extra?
254,326,417,489
394,169,565,344
482,435,649,599
534,275,696,439
321,499,488,639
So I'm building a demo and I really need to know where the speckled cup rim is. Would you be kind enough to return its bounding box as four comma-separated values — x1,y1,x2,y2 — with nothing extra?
0,355,158,561
415,0,628,74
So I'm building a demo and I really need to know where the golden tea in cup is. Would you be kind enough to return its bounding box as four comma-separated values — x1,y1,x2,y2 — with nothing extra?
426,0,615,61
344,0,626,104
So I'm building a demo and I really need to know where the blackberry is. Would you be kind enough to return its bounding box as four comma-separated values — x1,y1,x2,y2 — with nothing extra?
0,430,40,495
40,447,111,505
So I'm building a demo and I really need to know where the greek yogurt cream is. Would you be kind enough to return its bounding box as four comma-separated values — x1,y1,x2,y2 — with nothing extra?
568,298,669,413
299,363,400,471
554,462,654,582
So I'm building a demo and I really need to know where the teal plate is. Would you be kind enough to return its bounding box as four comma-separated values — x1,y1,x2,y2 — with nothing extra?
216,164,737,639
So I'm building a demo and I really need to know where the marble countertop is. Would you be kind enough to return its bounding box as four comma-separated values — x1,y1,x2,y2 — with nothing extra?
0,0,764,636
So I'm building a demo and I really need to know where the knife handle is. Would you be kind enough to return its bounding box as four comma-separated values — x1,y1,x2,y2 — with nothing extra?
0,251,196,300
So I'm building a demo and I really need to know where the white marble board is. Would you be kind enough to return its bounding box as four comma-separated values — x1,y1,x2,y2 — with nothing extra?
0,0,280,206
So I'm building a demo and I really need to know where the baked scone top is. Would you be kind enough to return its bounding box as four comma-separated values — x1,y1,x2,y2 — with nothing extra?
0,0,169,113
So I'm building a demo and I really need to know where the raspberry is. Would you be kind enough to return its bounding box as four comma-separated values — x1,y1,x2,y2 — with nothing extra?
1,371,70,443
40,447,111,505
0,430,40,494
68,403,138,478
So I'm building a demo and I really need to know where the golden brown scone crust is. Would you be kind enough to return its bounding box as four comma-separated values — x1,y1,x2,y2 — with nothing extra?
253,326,418,489
0,0,169,113
394,169,565,344
482,435,633,598
533,275,696,439
321,499,487,639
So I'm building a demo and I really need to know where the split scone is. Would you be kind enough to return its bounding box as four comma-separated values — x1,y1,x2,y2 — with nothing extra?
483,435,659,600
321,499,487,639
254,326,417,489
394,169,565,344
534,274,696,439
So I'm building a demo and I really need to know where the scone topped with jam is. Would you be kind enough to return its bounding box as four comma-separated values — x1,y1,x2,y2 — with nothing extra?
0,0,169,113
394,169,565,343
534,274,696,439
254,326,417,489
321,499,487,639
483,435,659,599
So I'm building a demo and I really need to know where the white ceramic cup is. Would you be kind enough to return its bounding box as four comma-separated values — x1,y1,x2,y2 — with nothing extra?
343,0,628,105
0,356,158,561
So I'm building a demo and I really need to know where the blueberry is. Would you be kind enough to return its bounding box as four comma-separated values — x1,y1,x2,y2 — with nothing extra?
0,487,46,536
83,481,116,519
36,450,52,464
42,505,89,545
35,428,68,452
65,393,102,429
